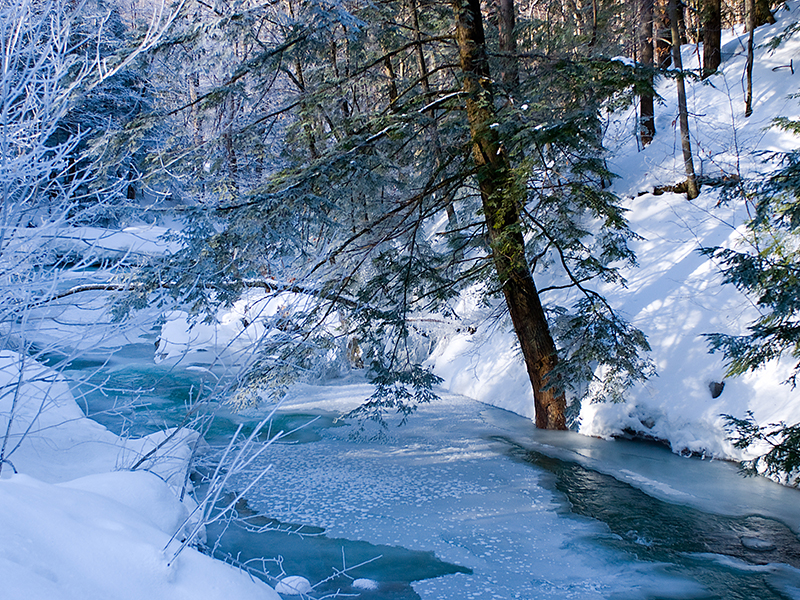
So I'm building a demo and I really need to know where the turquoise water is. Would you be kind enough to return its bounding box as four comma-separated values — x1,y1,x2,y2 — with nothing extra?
507,440,800,600
61,345,800,599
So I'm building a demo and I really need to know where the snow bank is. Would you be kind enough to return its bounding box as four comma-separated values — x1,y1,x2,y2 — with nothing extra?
3,225,180,353
0,473,278,600
0,350,194,484
582,2,800,458
15,225,179,262
156,288,338,367
426,289,537,420
0,350,280,600
155,289,288,365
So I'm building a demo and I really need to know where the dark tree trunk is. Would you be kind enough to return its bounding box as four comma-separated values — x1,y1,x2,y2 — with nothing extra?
656,1,672,69
754,0,776,27
640,0,656,146
676,0,688,45
383,56,399,110
668,0,699,199
701,0,722,78
451,0,566,430
745,0,755,116
496,0,519,87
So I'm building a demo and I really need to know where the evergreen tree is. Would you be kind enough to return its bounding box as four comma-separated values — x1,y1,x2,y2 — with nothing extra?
59,2,157,226
702,116,800,483
126,0,653,429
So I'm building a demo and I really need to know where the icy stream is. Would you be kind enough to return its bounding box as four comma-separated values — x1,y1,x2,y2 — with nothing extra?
62,348,800,600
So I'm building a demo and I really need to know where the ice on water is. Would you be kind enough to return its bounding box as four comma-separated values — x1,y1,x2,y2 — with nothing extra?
240,386,714,599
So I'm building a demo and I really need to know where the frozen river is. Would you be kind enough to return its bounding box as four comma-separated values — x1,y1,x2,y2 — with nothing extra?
64,349,800,600
216,384,800,600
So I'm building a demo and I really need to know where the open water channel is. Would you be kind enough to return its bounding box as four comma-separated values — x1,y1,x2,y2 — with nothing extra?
56,341,800,600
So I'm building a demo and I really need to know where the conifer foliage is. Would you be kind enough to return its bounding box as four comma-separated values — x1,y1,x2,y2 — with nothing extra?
703,115,800,483
126,0,653,429
702,139,800,385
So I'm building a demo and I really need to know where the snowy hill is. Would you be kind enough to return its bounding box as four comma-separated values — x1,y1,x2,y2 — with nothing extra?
430,1,800,462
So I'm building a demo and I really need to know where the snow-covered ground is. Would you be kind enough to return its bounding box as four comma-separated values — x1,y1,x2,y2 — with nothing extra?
0,351,281,600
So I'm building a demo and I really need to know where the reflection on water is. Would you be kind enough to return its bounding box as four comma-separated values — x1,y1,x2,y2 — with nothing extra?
502,437,800,600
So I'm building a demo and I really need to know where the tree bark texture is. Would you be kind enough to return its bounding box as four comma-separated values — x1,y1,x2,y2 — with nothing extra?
495,0,519,87
451,0,567,430
701,0,721,78
668,0,699,199
745,0,755,116
754,0,776,28
640,0,655,147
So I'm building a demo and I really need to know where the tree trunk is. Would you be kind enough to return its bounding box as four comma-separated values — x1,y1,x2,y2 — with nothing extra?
383,56,399,110
188,73,203,146
656,1,672,69
451,0,567,430
496,0,519,87
676,0,688,45
640,0,656,146
565,0,586,40
745,0,755,116
668,0,700,199
754,0,775,27
701,0,722,78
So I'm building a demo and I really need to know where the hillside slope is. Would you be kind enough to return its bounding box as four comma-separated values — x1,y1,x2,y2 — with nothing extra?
429,1,800,462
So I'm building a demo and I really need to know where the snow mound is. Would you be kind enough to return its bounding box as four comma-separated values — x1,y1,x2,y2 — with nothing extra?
353,578,380,590
0,351,280,600
275,575,312,595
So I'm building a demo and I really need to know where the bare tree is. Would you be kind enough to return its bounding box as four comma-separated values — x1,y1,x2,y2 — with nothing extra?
745,0,755,116
496,0,519,87
668,0,700,198
0,0,182,475
701,0,722,78
640,0,656,146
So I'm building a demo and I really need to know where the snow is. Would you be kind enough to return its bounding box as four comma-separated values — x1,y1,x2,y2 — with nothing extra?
0,350,195,484
0,350,280,600
16,225,178,262
7,6,800,598
275,575,312,595
429,1,800,464
155,289,328,366
7,225,179,354
353,578,379,590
